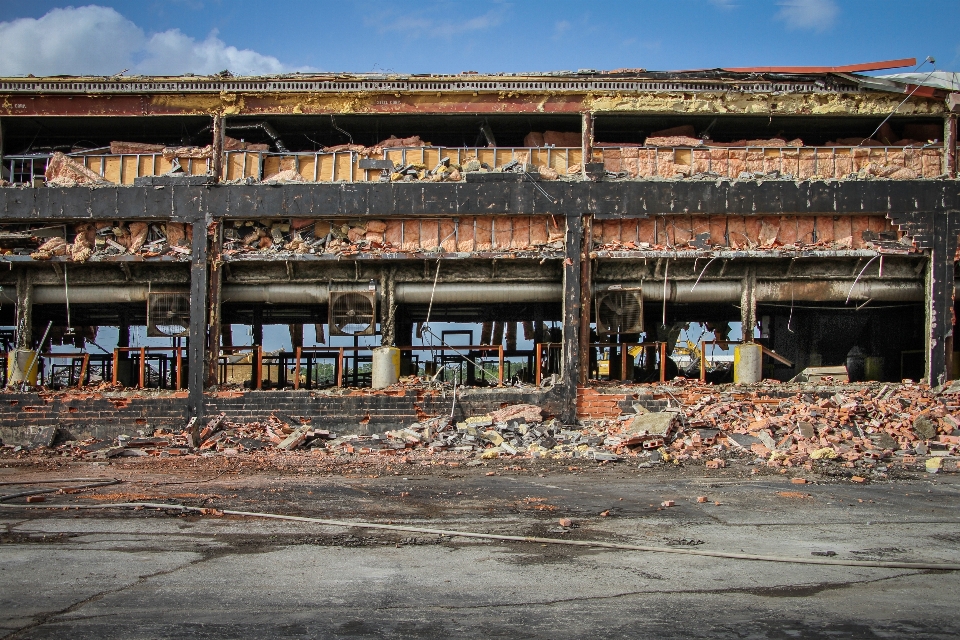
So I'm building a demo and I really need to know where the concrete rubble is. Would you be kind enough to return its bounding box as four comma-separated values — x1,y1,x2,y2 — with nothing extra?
6,383,959,479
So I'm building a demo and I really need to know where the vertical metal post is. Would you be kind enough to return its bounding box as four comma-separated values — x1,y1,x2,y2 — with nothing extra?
14,270,32,350
498,345,505,386
256,346,264,390
187,214,209,444
211,115,225,182
926,212,956,386
578,215,593,385
112,350,119,385
294,347,302,390
139,347,146,388
581,111,594,179
659,342,667,383
78,354,89,387
740,265,757,343
945,114,957,179
700,341,707,382
560,213,584,425
535,343,542,385
206,220,222,388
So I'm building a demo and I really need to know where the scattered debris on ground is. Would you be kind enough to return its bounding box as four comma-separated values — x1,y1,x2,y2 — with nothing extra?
4,382,959,479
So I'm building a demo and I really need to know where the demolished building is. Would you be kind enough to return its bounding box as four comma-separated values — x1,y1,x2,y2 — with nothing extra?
0,59,957,446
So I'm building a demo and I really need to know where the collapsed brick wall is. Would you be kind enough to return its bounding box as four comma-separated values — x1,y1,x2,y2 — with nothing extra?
593,214,899,250
601,146,943,180
576,386,838,420
0,387,563,445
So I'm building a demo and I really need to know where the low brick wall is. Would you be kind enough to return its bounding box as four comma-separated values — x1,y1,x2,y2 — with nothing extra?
0,387,563,445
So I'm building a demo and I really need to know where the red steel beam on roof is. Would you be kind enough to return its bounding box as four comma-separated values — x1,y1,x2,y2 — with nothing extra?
724,58,917,74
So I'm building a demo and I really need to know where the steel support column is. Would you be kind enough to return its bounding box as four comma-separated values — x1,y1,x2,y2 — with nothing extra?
578,215,593,384
740,265,757,343
206,219,222,389
945,114,957,179
211,115,225,182
187,215,208,443
925,212,958,386
14,270,32,350
560,213,584,424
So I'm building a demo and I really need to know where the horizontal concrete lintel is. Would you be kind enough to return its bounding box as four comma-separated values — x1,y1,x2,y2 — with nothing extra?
0,181,955,221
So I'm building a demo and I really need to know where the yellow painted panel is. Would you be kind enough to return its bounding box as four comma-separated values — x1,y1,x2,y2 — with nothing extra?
139,155,158,179
121,156,139,184
246,153,261,179
299,156,317,182
385,150,404,166
477,149,495,166
262,156,281,179
423,148,440,168
334,152,353,181
225,152,245,180
675,149,692,166
569,148,583,167
103,156,121,184
316,154,334,181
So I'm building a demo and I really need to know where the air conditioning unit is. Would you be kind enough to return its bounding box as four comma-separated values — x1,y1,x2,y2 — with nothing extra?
328,289,377,336
147,291,190,337
595,288,643,335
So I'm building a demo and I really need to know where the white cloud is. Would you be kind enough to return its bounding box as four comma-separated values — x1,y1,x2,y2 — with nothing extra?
0,5,311,77
553,20,572,40
708,0,739,9
775,0,839,32
367,7,505,41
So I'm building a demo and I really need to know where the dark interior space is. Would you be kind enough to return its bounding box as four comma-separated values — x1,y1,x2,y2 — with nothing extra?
0,116,213,155
223,114,583,150
593,114,945,146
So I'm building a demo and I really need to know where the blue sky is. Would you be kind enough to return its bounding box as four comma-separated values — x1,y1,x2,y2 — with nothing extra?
0,1,957,76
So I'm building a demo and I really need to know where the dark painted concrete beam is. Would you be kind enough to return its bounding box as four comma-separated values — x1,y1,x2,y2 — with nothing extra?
0,181,958,221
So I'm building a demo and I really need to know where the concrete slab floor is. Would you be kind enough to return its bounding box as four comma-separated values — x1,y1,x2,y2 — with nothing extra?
1,467,959,639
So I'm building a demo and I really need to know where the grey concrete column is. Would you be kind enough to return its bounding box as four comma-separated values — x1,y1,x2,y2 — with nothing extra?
560,213,584,424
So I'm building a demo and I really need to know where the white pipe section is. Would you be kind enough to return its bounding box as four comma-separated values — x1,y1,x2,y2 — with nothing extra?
394,283,563,304
221,283,329,304
16,279,924,306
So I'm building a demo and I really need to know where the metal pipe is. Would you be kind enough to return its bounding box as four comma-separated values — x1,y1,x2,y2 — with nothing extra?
16,279,925,306
395,283,562,304
221,283,329,304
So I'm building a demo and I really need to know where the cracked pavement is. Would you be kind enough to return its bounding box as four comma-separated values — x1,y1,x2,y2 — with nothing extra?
2,462,960,638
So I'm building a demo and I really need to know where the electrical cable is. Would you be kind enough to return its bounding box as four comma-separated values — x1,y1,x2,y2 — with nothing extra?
861,60,938,146
4,499,960,571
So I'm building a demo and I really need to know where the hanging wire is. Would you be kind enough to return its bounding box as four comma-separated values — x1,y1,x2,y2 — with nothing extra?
861,58,937,146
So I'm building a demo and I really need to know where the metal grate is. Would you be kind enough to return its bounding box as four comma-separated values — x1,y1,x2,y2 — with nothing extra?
0,78,860,95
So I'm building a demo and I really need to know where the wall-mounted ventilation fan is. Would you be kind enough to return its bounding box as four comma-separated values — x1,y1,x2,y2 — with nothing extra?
147,292,190,337
329,290,376,336
595,288,643,335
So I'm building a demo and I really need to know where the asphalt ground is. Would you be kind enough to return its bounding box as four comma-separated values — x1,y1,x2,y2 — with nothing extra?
1,458,959,639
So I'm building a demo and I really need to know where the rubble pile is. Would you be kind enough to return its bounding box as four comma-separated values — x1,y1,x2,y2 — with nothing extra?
589,214,910,254
15,221,193,262
5,384,960,478
221,216,564,257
